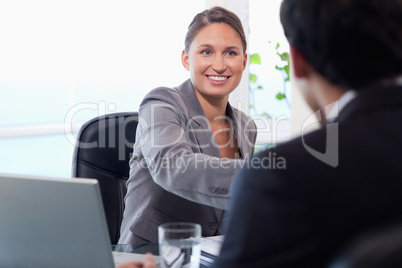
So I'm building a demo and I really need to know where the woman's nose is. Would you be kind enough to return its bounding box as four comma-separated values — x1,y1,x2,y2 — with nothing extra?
212,56,226,74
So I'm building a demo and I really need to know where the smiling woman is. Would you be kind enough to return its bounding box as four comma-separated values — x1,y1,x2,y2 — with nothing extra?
119,7,257,245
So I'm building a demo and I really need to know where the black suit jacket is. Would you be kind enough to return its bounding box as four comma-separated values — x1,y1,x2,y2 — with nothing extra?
213,85,402,268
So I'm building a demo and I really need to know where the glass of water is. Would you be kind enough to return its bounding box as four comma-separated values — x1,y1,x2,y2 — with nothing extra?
158,222,201,268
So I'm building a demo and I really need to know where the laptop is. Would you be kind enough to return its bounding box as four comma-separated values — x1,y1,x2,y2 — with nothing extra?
0,173,148,268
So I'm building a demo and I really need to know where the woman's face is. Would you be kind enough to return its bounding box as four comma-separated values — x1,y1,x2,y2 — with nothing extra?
182,23,247,100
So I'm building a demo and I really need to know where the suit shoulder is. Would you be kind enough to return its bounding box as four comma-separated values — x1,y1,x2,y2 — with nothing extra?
274,127,327,156
250,127,329,172
140,86,187,113
142,86,181,104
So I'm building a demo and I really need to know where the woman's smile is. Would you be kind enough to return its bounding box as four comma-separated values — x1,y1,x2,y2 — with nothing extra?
206,75,231,85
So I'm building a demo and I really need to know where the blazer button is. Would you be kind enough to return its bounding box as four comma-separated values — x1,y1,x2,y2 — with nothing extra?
216,188,228,195
208,220,218,230
210,186,228,195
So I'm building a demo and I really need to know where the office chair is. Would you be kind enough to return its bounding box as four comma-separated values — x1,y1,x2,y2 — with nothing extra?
327,221,402,268
72,112,138,244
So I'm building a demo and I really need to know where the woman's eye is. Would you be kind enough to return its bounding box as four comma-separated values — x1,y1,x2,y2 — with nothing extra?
226,51,236,56
202,50,212,55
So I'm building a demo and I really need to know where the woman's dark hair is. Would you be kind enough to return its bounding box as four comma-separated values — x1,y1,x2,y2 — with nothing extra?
185,6,247,54
280,0,402,90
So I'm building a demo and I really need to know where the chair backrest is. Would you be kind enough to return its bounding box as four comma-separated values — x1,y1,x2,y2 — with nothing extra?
328,221,402,268
72,112,138,244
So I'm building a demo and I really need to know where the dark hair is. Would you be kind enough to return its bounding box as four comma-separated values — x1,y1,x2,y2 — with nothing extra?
280,0,402,90
185,6,247,54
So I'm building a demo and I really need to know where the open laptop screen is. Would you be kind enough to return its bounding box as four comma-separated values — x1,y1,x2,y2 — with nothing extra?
0,173,114,268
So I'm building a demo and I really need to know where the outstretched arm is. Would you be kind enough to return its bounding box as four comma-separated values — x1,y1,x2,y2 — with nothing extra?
135,90,254,209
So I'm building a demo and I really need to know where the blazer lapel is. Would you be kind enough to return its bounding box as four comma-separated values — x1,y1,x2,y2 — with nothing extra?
177,79,253,225
176,78,253,158
177,79,220,157
226,104,252,158
176,79,224,224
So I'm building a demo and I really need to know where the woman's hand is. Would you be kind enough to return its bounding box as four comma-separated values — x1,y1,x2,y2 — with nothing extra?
116,253,157,268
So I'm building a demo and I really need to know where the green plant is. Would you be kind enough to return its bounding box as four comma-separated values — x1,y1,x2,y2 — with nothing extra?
249,52,265,116
272,42,290,108
249,41,291,118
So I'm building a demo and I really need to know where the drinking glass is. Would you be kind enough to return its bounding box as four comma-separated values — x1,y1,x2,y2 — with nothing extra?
158,222,201,268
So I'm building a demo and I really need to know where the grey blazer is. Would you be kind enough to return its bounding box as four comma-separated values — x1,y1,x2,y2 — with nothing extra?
119,79,257,244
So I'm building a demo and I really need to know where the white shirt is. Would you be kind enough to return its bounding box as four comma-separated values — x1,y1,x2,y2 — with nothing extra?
326,90,357,122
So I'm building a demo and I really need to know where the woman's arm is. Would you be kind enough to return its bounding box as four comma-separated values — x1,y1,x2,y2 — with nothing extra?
134,89,250,209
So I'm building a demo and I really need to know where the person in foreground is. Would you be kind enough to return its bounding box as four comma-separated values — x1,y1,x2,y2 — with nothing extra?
119,7,256,245
118,0,402,267
214,0,402,267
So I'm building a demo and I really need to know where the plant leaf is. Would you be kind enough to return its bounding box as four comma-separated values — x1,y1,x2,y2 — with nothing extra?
275,43,280,50
283,65,290,77
261,112,272,119
276,92,286,100
257,85,263,90
250,53,262,65
282,52,290,62
250,74,258,84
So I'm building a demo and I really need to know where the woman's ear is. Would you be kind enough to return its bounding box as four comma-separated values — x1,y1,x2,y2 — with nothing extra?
181,49,190,71
243,52,248,71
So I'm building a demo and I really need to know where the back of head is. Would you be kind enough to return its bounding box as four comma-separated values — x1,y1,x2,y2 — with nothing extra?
280,0,402,90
